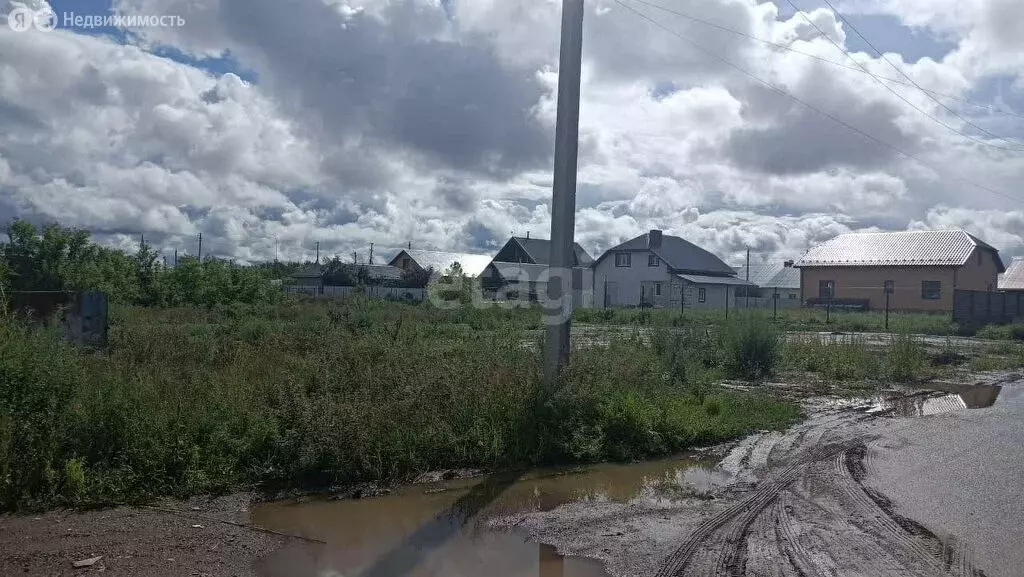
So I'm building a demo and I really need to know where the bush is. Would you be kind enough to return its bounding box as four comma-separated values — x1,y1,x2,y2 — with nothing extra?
884,333,926,382
720,314,780,381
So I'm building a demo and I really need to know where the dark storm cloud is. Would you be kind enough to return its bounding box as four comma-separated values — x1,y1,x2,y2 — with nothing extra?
217,0,550,177
724,64,919,174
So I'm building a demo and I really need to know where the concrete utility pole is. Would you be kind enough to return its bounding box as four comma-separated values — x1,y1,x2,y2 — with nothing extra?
315,242,320,264
544,0,585,382
745,248,750,309
197,233,203,262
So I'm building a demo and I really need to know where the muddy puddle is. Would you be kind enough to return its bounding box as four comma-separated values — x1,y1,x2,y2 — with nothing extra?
869,382,1012,416
251,454,724,577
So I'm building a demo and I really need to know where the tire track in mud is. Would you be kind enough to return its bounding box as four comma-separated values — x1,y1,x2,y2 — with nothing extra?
654,442,856,577
656,425,988,577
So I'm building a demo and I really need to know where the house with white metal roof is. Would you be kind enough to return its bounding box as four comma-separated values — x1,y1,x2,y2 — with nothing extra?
795,230,1004,312
998,258,1024,292
593,230,752,309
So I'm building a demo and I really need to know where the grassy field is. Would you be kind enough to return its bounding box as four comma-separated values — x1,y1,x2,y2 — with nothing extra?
0,298,807,511
573,306,959,335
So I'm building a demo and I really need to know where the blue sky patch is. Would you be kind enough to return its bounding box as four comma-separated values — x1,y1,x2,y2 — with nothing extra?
48,0,256,81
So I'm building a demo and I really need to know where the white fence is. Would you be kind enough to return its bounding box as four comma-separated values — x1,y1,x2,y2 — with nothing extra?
284,285,428,302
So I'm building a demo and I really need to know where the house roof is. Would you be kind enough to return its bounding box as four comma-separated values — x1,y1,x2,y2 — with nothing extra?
388,249,492,277
675,273,756,286
291,265,323,279
795,230,1005,272
999,258,1024,291
354,264,404,280
597,232,735,276
509,237,594,266
735,263,801,289
488,261,550,282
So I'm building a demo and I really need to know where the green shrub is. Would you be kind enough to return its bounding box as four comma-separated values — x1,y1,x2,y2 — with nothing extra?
885,333,926,382
720,314,780,381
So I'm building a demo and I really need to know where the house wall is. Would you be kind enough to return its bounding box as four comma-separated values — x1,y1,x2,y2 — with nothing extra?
594,248,672,308
957,247,1001,292
799,252,999,312
677,280,731,310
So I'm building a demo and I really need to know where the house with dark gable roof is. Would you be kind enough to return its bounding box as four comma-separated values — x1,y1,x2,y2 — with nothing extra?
593,230,753,309
482,236,595,306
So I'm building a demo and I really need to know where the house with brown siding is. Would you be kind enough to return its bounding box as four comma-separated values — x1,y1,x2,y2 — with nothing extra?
794,230,1005,312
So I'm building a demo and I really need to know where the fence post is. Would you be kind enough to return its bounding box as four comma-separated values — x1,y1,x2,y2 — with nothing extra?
773,289,778,321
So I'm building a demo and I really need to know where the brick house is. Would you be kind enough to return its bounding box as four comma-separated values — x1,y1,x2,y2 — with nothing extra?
794,230,1005,312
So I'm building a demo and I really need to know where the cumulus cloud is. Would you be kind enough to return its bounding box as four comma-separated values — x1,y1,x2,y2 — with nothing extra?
1,0,1023,266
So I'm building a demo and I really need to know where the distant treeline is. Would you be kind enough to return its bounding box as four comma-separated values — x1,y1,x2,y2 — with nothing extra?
0,220,302,307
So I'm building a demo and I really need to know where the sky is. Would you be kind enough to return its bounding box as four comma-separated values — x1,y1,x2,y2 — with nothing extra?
2,0,1024,266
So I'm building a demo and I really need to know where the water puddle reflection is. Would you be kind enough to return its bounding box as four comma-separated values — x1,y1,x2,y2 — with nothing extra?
252,455,721,577
870,383,1003,416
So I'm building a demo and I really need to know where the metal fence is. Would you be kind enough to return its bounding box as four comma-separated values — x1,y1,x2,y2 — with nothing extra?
8,290,109,348
284,285,428,302
732,296,802,310
953,290,1024,331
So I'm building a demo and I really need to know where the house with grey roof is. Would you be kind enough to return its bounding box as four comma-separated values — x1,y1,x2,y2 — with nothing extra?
795,229,1004,312
482,236,595,307
388,249,493,278
593,230,753,309
735,260,802,303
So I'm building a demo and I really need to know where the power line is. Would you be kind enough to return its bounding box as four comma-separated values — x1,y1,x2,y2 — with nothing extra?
783,0,1024,152
814,0,1024,147
613,0,1024,204
626,0,1024,121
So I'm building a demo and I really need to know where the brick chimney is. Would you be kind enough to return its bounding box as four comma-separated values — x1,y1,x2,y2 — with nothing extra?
648,229,663,249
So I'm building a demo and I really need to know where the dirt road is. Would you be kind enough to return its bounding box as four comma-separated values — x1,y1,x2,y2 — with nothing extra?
510,376,1023,577
0,495,285,577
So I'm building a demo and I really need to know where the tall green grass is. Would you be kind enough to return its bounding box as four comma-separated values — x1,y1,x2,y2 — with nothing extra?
781,332,926,383
0,298,801,511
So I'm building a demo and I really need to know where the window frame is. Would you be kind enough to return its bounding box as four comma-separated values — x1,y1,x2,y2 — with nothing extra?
884,280,894,294
818,280,835,299
698,287,706,303
921,280,942,301
615,252,632,267
648,254,659,267
655,282,662,296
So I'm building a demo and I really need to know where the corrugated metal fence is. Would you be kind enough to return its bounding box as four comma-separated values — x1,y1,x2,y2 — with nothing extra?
284,285,428,302
953,290,1024,330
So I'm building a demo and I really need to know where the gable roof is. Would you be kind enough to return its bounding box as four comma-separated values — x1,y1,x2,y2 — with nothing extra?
999,258,1024,291
291,264,323,279
388,249,492,277
735,263,801,289
596,232,735,276
508,236,594,266
795,230,1005,272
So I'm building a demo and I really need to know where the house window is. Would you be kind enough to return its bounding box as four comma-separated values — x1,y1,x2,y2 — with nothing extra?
615,252,631,267
655,282,662,296
402,258,411,269
788,293,797,300
884,280,894,294
921,281,941,300
819,280,835,299
648,254,659,267
698,288,706,303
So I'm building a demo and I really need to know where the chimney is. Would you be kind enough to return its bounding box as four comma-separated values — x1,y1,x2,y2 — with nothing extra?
408,241,412,250
648,229,663,249
784,260,794,268
526,231,530,239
